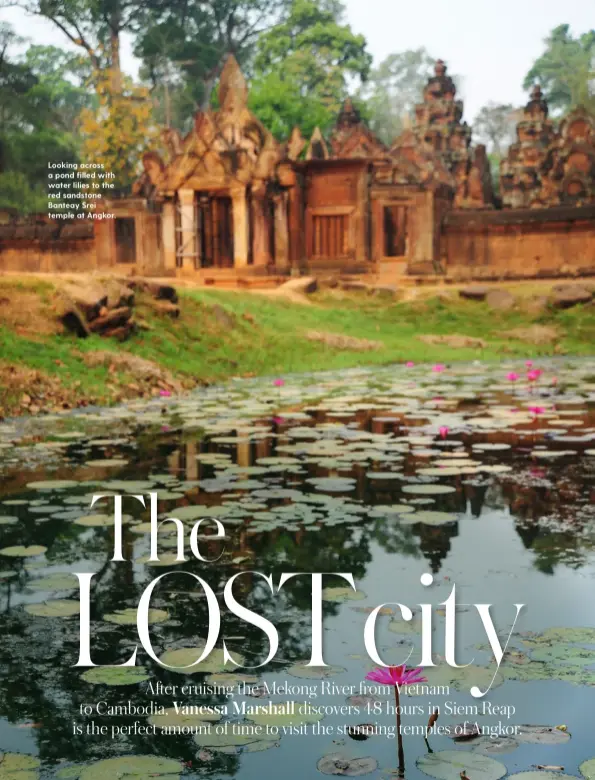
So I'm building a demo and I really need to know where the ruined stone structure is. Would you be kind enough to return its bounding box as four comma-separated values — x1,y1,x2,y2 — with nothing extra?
500,86,595,209
2,56,594,280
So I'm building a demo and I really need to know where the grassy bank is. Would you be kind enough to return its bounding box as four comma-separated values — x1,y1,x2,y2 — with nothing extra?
1,276,594,416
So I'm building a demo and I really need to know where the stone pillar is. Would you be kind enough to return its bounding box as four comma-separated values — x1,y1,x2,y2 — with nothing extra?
231,186,249,267
252,189,271,267
274,192,289,269
161,200,177,272
287,183,303,271
177,188,196,269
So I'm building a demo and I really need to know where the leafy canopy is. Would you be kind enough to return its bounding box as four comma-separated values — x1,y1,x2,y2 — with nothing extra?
249,0,371,137
524,24,595,114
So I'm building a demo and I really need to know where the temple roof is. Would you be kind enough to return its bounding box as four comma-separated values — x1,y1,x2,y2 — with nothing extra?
134,55,280,195
328,98,387,159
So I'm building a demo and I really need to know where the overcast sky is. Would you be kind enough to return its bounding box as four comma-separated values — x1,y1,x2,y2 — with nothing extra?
1,0,593,120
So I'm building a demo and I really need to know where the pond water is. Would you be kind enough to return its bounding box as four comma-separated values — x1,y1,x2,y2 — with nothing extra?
0,359,594,780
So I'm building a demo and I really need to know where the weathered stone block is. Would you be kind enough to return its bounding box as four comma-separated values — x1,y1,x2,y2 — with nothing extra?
486,289,516,310
280,276,318,294
459,285,489,301
551,285,593,309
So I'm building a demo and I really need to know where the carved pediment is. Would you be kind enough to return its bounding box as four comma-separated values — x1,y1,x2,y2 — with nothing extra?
142,55,281,193
329,98,387,159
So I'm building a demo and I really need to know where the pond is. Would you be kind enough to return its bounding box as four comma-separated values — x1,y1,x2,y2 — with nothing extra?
0,359,594,780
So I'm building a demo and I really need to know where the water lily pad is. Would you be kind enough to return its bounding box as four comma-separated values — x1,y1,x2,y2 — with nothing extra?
205,673,259,686
515,725,571,744
530,627,595,645
402,485,456,495
580,759,595,780
78,755,182,779
148,706,222,728
287,663,346,679
246,700,324,727
0,751,40,779
85,459,128,467
26,480,78,490
194,727,278,753
317,754,378,776
0,516,18,525
28,573,78,591
417,750,507,780
470,736,519,755
322,587,366,602
25,599,79,618
74,514,115,527
103,608,168,625
0,546,46,558
307,477,356,492
531,644,594,667
81,666,150,686
159,646,244,673
372,504,416,515
406,510,457,526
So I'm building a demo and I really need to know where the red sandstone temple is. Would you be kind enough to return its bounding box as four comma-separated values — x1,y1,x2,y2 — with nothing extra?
3,57,595,281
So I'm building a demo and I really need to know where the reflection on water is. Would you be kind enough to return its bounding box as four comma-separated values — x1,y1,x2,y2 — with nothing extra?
0,359,594,778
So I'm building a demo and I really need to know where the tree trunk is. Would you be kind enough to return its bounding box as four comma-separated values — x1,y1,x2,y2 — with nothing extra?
110,5,122,94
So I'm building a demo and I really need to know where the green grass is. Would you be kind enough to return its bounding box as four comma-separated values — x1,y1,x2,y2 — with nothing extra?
1,283,594,414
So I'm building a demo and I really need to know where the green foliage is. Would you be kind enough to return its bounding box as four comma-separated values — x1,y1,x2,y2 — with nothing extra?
0,170,46,213
473,102,517,156
0,26,84,213
524,24,595,114
250,0,371,136
248,73,331,140
135,0,290,118
359,48,434,145
2,278,595,418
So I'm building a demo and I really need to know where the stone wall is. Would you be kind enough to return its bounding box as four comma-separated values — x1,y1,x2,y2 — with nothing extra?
442,205,595,280
0,222,96,273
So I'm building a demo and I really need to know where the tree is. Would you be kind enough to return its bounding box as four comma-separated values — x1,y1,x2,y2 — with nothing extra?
473,102,516,156
79,70,161,188
249,0,371,137
359,48,434,145
248,72,332,140
0,0,154,92
135,0,291,115
524,24,595,114
0,25,85,212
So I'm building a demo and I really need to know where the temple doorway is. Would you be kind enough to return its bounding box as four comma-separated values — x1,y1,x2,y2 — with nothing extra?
196,193,234,268
114,217,136,264
383,204,408,257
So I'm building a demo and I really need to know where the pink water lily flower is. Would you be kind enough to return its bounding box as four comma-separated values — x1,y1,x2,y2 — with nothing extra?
528,405,546,415
159,390,172,397
366,664,427,687
432,364,446,373
406,361,415,368
527,369,541,383
525,360,533,368
506,372,519,382
439,426,449,439
273,378,285,387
